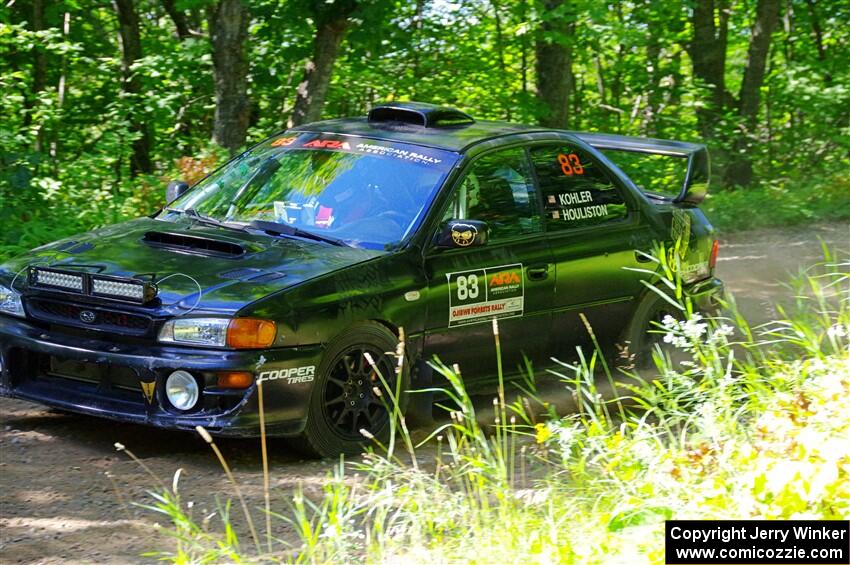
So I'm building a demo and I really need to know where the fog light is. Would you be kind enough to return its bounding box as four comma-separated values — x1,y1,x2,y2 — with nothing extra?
165,370,199,410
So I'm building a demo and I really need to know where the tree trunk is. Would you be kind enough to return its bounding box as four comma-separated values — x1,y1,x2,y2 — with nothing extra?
490,0,510,119
114,0,153,175
805,0,830,84
688,0,731,138
30,0,47,153
411,0,425,91
534,0,573,129
724,0,780,186
519,0,528,94
738,0,780,127
162,0,196,141
593,54,606,104
643,39,661,134
289,15,351,127
162,0,191,40
208,0,250,153
50,11,70,165
642,0,663,136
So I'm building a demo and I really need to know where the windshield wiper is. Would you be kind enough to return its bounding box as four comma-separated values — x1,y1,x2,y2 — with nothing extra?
247,220,350,247
165,208,247,233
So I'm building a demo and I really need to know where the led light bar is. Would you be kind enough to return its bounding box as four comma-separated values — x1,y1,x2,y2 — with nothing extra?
28,267,158,304
92,278,146,301
32,268,84,292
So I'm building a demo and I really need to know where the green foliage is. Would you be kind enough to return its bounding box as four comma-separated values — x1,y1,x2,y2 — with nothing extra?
1,0,848,259
704,172,850,232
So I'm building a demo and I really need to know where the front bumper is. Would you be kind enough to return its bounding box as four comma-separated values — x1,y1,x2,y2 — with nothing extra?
0,316,322,437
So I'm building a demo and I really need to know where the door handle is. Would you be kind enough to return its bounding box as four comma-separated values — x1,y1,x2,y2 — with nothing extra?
526,264,550,281
635,250,653,263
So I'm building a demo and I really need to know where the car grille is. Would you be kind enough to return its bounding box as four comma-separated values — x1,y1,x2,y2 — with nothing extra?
47,356,143,392
26,298,153,336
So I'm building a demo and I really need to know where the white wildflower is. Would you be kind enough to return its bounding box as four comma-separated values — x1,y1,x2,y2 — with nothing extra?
553,421,582,454
682,315,708,341
826,323,848,339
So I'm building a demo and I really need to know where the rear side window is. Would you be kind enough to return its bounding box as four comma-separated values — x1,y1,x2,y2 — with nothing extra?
530,144,628,231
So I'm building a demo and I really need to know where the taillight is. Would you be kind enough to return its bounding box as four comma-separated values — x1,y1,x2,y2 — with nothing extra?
709,239,720,270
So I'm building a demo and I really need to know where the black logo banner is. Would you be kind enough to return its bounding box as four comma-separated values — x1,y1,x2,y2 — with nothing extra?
665,520,849,564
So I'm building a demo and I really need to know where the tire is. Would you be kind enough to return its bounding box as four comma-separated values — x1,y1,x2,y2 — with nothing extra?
621,288,684,371
289,322,409,458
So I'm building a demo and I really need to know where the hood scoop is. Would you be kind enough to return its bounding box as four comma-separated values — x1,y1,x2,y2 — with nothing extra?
143,231,246,257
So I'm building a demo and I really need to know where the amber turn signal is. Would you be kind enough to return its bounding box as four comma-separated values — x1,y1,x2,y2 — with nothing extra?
226,318,277,349
216,371,254,389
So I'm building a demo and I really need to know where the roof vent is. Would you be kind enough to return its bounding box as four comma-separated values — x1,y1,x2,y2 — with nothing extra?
368,102,475,128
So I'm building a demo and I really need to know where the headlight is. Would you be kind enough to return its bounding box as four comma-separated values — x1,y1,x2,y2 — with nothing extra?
159,318,229,347
0,284,25,318
158,317,276,349
165,370,199,410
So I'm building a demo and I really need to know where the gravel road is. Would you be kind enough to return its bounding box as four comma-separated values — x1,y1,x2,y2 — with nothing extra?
1,222,847,564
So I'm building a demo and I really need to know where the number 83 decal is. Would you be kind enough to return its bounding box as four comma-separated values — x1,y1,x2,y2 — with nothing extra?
455,273,479,300
557,153,584,176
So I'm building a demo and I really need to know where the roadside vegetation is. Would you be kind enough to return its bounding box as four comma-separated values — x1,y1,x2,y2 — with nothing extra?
123,252,850,563
704,172,850,233
2,1,849,262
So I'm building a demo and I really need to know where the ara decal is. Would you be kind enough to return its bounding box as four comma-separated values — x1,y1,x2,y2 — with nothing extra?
446,264,524,327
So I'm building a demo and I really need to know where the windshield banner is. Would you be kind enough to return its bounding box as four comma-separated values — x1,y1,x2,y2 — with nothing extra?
268,134,460,172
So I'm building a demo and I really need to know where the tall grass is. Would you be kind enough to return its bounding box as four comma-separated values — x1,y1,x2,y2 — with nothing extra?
130,253,850,563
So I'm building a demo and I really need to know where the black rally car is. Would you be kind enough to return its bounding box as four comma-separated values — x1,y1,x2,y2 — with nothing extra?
0,102,723,457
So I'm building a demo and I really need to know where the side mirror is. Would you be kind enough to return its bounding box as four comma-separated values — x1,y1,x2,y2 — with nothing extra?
166,180,190,205
434,220,489,249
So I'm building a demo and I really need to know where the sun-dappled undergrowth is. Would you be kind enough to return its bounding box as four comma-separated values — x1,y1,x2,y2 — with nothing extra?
131,253,850,564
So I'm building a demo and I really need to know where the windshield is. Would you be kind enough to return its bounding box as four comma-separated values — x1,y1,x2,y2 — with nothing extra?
162,133,461,249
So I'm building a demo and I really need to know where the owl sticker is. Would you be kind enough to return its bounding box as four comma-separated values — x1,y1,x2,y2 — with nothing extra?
451,223,479,247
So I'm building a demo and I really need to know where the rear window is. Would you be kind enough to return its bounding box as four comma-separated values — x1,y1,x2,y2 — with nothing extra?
600,150,689,200
529,144,628,231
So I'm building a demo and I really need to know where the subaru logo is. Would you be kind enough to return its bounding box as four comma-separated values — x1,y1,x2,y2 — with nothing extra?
79,310,97,324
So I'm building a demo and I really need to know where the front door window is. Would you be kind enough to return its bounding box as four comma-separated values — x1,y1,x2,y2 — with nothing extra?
441,148,541,241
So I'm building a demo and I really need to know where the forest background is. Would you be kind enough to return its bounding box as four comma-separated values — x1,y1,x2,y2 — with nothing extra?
1,0,848,260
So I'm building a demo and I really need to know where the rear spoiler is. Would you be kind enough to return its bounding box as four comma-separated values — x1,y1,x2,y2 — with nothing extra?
575,132,710,205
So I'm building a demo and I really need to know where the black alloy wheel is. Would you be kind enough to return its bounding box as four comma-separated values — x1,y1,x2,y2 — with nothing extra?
321,345,397,441
622,289,685,371
290,322,409,458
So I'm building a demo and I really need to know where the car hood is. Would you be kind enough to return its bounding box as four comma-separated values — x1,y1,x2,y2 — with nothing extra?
2,217,384,315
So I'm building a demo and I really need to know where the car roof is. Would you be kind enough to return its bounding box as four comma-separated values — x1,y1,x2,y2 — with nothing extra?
290,102,707,158
291,102,550,153
292,117,549,153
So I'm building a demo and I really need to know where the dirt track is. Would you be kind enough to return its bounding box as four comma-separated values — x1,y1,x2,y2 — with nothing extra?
1,222,847,564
